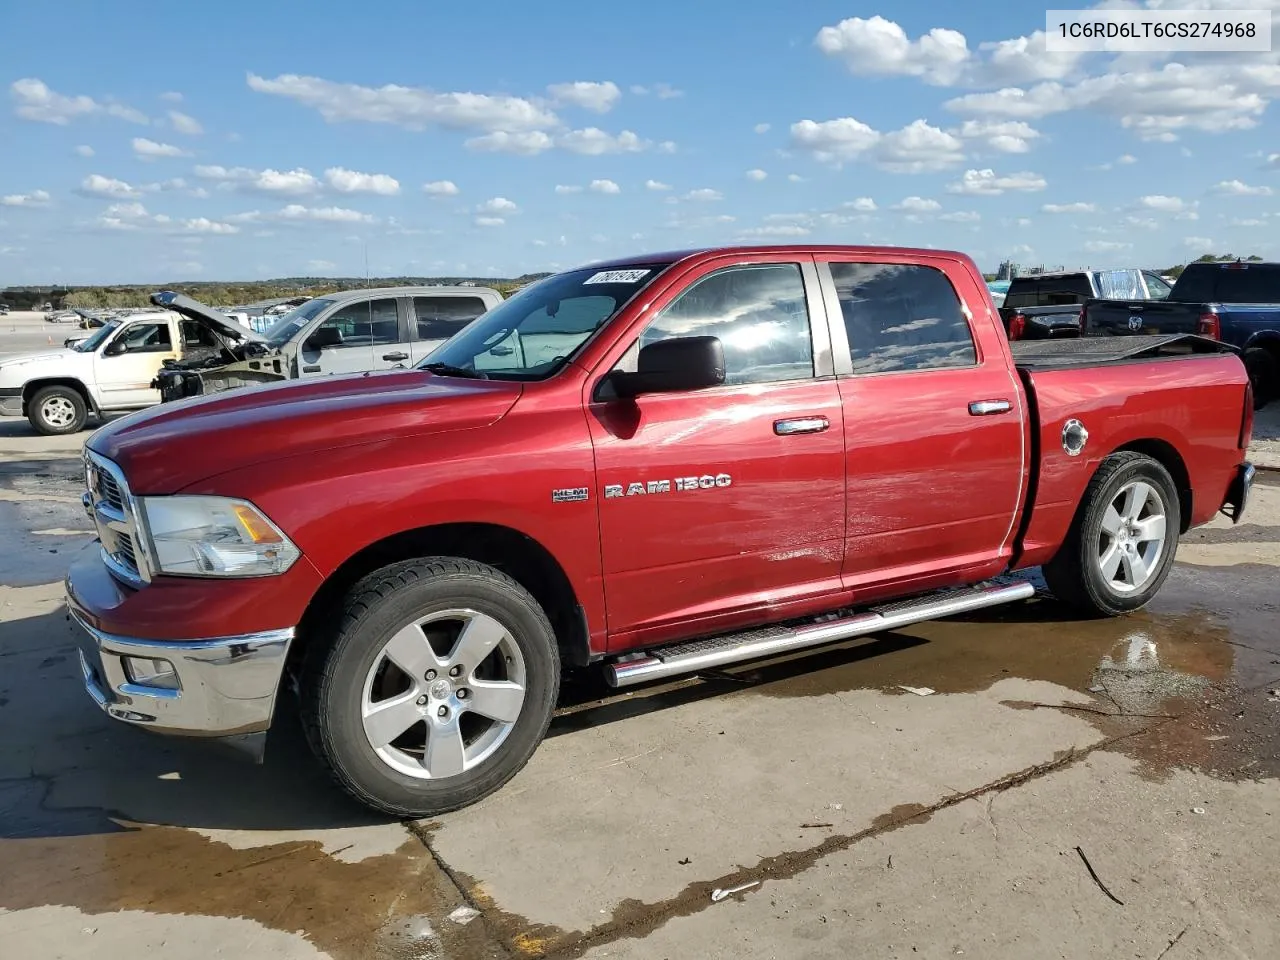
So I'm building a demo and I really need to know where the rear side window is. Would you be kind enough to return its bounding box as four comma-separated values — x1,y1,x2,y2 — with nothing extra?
414,296,487,340
829,262,976,375
1002,279,1040,309
1173,263,1280,303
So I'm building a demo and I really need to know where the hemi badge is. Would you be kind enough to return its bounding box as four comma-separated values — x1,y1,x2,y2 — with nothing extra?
552,487,589,503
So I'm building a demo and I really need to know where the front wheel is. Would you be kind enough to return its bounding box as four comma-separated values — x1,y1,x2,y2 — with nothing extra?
300,558,560,817
1042,452,1181,617
28,385,87,435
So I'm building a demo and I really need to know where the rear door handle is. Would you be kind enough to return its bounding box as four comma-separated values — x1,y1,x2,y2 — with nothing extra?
968,399,1012,416
774,416,829,435
382,351,409,362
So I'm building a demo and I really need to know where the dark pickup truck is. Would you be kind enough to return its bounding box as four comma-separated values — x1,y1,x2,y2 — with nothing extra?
1083,260,1280,407
999,269,1172,341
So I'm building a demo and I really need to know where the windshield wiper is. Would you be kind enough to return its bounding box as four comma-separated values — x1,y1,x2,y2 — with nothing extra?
422,362,489,380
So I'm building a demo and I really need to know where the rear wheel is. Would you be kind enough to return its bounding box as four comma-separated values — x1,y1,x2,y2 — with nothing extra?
1244,347,1277,409
28,385,87,435
1043,452,1180,617
300,557,560,817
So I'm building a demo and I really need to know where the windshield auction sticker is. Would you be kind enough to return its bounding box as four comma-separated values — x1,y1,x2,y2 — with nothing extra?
584,269,652,284
1045,8,1271,52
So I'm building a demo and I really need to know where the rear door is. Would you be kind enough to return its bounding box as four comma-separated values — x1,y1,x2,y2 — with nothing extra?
816,255,1025,594
408,294,492,364
588,257,847,645
297,296,410,377
93,318,178,408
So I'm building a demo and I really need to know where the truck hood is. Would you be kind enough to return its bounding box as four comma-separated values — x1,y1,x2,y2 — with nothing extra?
88,370,523,493
150,290,266,343
0,348,88,385
0,348,80,367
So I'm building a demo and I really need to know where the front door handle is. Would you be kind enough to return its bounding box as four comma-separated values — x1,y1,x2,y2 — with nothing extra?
382,351,409,362
302,364,321,373
969,399,1012,416
774,416,829,435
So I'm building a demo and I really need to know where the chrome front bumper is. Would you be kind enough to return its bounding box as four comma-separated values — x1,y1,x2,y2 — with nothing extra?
70,607,294,738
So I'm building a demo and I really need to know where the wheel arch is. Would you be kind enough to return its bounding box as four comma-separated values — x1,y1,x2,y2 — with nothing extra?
1111,438,1192,533
22,377,98,416
289,522,591,681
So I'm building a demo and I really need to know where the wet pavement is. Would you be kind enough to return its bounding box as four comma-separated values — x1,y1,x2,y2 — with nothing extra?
1,422,1277,958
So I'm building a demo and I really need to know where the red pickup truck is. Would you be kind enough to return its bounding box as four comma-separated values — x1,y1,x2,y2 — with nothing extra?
67,245,1256,816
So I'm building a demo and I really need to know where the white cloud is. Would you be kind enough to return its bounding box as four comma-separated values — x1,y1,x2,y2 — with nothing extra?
1183,236,1214,249
843,197,877,211
946,168,1046,195
815,16,970,86
132,137,189,159
745,169,768,181
658,140,677,154
685,188,723,201
422,180,459,197
589,179,621,194
247,73,558,132
939,210,980,222
478,197,518,213
324,167,400,195
547,81,620,113
74,144,94,157
10,78,149,125
1214,179,1273,197
1,189,51,207
465,130,554,154
738,225,812,238
645,179,672,191
475,216,505,227
194,165,321,195
554,184,583,194
277,204,373,223
1042,202,1096,213
1138,194,1185,212
79,174,142,199
632,82,683,99
953,119,1041,154
754,123,771,134
1085,240,1132,253
557,128,647,155
787,174,805,182
160,91,183,103
1230,218,1267,227
94,201,238,234
893,196,941,213
168,110,203,135
1118,154,1137,164
789,117,964,171
977,30,1086,86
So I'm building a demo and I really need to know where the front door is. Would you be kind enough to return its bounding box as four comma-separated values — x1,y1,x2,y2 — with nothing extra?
408,294,491,365
817,256,1025,593
587,258,847,648
93,319,177,408
298,297,411,377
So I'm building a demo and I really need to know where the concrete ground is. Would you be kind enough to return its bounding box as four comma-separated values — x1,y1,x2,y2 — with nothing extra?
1,403,1278,958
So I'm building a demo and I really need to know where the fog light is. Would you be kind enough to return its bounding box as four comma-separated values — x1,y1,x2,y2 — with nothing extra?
123,656,179,690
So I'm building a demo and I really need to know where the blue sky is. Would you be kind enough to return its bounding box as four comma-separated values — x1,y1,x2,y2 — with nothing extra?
1,0,1278,283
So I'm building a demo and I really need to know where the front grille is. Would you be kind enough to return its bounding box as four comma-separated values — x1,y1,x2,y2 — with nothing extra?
84,451,149,587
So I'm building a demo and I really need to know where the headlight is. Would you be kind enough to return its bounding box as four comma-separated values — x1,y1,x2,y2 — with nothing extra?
137,496,300,577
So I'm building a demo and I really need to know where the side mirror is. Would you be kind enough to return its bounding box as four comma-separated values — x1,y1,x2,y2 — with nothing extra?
102,339,125,357
608,336,725,399
307,325,343,350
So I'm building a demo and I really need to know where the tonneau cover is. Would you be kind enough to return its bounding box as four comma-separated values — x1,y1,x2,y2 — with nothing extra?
1010,333,1236,370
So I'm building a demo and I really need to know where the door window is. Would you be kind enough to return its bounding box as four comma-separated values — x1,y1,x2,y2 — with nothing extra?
829,262,976,375
629,263,814,385
111,322,172,354
311,298,400,348
413,296,487,341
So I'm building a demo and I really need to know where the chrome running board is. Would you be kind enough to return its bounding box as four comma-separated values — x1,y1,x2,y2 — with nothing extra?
604,580,1035,688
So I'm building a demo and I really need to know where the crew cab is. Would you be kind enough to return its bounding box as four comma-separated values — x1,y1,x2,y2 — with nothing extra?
0,308,266,435
1083,259,1280,407
66,245,1255,817
1001,268,1171,341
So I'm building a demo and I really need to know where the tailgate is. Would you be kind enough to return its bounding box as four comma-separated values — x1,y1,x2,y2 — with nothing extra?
1083,298,1201,336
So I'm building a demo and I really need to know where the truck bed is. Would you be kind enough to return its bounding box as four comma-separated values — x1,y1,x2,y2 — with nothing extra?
1009,333,1235,371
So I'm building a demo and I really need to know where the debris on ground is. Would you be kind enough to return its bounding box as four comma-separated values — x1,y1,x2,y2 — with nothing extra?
800,822,834,829
1191,807,1207,815
711,880,760,902
1074,846,1124,905
899,685,936,696
447,906,481,925
678,857,691,865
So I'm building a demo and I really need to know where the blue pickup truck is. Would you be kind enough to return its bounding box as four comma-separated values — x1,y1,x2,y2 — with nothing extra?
1083,260,1280,407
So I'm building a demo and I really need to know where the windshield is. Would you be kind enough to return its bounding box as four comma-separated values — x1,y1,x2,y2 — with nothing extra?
72,320,121,352
263,298,333,346
418,265,668,380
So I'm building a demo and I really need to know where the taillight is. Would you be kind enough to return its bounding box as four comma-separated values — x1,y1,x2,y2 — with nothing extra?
1197,311,1221,338
1241,380,1254,448
1008,313,1026,340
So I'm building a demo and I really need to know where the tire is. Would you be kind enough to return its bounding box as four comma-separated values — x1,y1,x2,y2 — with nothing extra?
1042,452,1181,618
28,385,87,435
1244,347,1277,409
300,557,560,818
